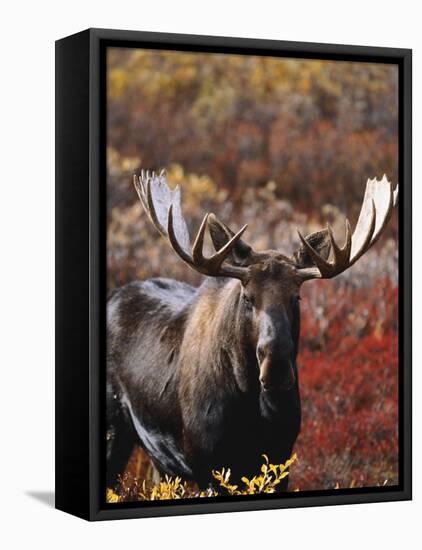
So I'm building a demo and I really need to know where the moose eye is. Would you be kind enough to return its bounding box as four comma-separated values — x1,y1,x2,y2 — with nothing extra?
243,294,254,308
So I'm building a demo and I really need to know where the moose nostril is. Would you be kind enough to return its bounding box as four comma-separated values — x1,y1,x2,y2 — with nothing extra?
259,360,295,392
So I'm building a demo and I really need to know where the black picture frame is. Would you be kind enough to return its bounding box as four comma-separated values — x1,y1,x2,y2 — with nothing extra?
55,28,412,521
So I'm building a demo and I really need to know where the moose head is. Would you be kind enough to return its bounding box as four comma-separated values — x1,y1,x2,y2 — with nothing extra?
134,171,398,394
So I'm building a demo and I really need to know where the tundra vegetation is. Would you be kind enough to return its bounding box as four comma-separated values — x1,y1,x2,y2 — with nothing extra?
106,49,398,500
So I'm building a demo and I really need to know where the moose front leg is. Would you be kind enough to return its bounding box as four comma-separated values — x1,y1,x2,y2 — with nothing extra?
106,391,138,489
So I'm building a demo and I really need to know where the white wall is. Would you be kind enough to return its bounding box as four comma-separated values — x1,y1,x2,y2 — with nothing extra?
0,1,419,548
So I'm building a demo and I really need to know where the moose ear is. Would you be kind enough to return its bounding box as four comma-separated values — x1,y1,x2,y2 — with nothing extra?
293,228,331,268
208,213,253,265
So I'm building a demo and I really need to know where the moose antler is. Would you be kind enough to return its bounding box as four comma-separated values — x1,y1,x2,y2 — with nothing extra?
297,175,398,280
134,170,249,280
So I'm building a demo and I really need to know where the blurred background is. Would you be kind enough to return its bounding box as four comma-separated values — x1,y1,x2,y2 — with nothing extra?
107,47,398,493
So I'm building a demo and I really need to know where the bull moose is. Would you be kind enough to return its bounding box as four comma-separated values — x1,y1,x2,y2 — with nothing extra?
106,171,398,490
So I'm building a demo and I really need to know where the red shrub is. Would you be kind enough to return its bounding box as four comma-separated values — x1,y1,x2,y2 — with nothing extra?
290,279,398,490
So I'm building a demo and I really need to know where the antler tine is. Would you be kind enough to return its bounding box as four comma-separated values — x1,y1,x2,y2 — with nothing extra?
133,173,148,212
212,223,248,266
326,219,353,272
192,214,210,265
297,229,331,275
298,176,397,281
167,203,249,279
193,217,248,269
167,204,195,266
134,172,151,220
393,185,399,207
297,219,352,278
145,175,167,236
135,170,249,280
348,198,376,266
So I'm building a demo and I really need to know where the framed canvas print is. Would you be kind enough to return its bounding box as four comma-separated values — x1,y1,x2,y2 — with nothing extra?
55,28,412,521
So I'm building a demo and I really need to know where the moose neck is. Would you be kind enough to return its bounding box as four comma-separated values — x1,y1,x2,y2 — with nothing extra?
191,278,262,393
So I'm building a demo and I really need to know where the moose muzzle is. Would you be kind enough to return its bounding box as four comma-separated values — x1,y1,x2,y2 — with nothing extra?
257,307,296,392
258,355,295,392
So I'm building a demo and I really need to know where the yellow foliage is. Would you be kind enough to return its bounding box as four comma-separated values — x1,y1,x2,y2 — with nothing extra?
214,453,297,496
105,454,375,503
165,163,226,207
106,488,120,503
106,453,297,503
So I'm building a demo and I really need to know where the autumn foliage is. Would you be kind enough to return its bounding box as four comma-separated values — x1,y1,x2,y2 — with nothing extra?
106,48,399,497
291,278,398,489
107,454,297,502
